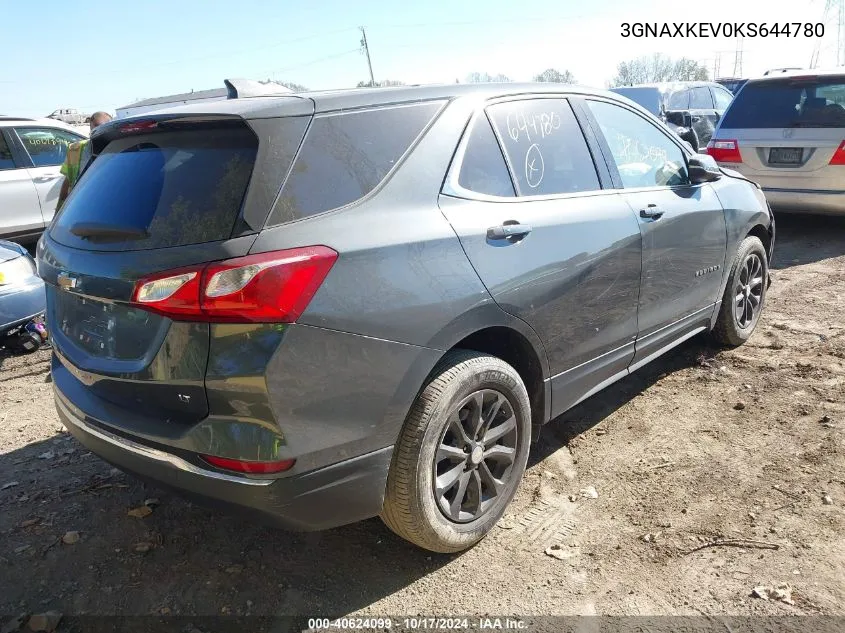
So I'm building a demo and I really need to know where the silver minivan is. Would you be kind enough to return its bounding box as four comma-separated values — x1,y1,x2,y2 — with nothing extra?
707,69,845,215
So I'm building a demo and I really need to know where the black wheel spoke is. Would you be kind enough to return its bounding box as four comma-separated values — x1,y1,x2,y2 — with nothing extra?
448,471,472,520
447,412,471,445
467,392,485,438
478,460,504,496
483,444,516,464
437,443,467,462
483,414,516,445
436,462,465,496
478,394,505,438
468,470,483,515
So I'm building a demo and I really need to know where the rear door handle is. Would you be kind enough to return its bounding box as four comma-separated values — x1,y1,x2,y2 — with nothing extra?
639,205,664,220
486,223,532,240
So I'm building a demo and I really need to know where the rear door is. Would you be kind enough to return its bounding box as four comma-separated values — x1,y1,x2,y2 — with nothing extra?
689,86,718,146
13,126,85,226
38,114,310,424
0,129,44,240
439,96,643,416
584,98,727,366
714,75,845,193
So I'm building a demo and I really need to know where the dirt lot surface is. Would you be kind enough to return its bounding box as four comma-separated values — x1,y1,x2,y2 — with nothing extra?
1,214,844,623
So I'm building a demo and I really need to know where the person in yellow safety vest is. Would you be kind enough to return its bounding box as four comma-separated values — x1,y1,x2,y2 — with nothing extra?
57,111,113,210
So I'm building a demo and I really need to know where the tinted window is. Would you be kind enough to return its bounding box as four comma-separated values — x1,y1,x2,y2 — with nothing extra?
0,133,16,170
611,88,662,116
689,87,713,109
721,77,845,128
712,87,733,111
16,127,82,167
667,89,689,110
50,126,257,251
272,102,442,223
456,115,515,197
587,100,689,189
487,99,600,196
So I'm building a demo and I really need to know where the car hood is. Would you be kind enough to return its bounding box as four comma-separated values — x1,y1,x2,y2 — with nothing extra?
0,240,27,264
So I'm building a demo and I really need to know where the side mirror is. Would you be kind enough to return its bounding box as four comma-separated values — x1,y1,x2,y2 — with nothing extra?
688,154,722,184
665,110,692,127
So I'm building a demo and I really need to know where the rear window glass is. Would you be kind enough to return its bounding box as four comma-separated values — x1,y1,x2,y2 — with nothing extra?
721,77,845,128
689,87,713,109
50,126,257,251
0,133,15,170
667,89,689,110
457,114,515,197
270,101,443,224
612,88,662,116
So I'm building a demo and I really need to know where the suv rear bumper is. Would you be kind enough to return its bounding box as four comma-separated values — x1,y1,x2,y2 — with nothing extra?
55,390,393,531
762,188,845,215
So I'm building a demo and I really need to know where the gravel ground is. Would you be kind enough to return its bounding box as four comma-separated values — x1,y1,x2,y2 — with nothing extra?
1,214,843,623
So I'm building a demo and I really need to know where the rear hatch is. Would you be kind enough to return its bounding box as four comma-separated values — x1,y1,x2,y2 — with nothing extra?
38,109,311,424
714,74,845,190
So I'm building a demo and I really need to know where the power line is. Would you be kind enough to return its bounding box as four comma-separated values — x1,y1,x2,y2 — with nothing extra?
267,48,362,77
0,27,359,84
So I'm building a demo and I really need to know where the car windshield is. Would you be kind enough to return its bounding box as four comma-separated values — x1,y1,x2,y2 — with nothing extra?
720,76,845,128
611,88,663,116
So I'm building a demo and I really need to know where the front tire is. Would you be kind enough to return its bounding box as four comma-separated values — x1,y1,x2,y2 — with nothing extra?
380,350,531,553
712,235,768,347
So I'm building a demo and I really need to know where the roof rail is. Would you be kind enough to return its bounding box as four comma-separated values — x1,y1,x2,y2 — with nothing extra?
224,78,294,99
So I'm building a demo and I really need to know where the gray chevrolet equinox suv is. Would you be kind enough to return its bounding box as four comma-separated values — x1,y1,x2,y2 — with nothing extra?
37,83,774,552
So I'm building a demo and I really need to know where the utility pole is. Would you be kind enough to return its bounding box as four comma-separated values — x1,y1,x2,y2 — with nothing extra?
732,37,743,76
360,27,375,87
713,52,721,79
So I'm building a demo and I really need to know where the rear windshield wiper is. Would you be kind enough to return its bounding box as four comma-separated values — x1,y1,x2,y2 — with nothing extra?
69,222,150,242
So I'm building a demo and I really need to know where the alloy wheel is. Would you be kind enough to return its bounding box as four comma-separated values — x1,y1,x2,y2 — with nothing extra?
432,389,518,523
734,252,764,329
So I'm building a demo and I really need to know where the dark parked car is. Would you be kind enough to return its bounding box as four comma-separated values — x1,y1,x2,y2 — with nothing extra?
38,83,774,552
611,81,735,151
716,77,748,95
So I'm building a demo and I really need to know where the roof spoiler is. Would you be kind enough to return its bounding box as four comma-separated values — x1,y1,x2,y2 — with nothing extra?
224,79,294,99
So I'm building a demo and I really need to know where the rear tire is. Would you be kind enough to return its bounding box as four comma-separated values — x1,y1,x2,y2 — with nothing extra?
711,235,768,347
380,350,531,553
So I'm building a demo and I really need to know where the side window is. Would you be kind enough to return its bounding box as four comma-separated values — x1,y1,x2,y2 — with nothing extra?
712,87,734,111
0,133,16,170
456,115,515,197
15,127,82,167
487,99,600,196
271,101,443,223
689,87,714,109
667,89,689,110
587,100,689,189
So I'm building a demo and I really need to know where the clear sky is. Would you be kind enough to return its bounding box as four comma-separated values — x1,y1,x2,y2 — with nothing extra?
2,0,841,117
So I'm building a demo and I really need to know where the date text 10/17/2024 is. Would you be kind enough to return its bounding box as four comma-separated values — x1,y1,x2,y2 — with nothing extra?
307,617,529,630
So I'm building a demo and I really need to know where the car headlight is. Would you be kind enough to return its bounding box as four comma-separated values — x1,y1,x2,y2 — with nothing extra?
0,256,37,286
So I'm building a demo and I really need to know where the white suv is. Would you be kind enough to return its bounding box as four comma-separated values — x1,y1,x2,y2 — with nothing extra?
0,116,87,243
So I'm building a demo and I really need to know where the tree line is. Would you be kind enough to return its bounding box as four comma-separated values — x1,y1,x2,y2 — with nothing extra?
267,54,711,92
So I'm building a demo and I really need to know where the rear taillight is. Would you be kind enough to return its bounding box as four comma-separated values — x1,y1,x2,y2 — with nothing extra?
829,141,845,165
131,246,337,322
706,139,743,163
201,454,296,474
